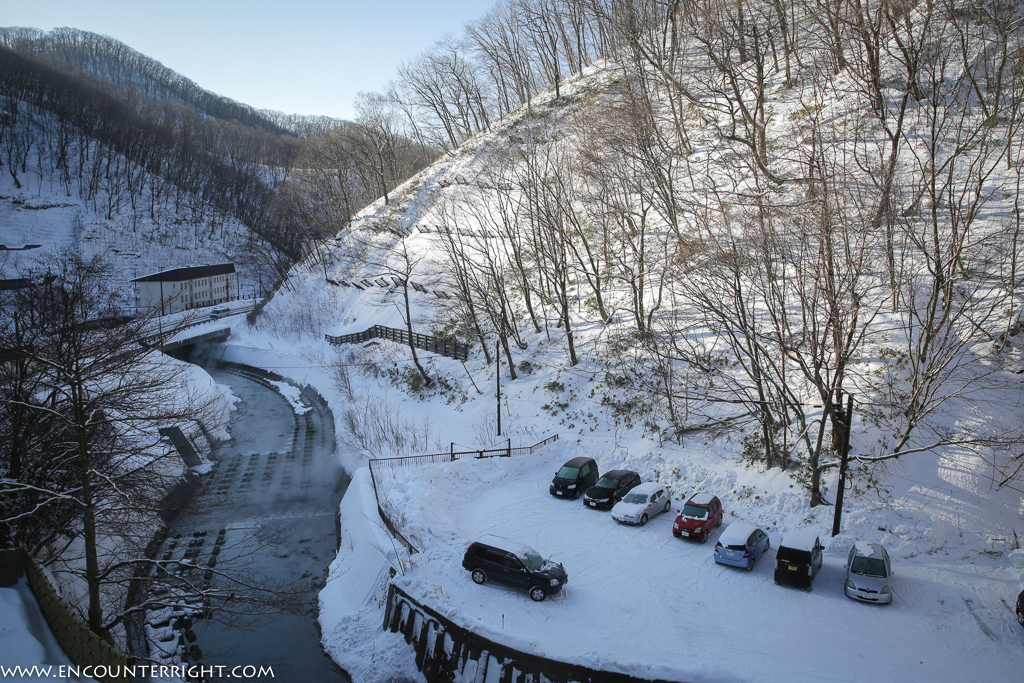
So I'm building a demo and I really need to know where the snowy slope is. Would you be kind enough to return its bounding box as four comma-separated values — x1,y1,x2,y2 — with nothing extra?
0,165,263,297
225,48,1024,682
0,580,97,683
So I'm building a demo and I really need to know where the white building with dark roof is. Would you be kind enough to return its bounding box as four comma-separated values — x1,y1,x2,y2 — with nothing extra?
132,263,236,314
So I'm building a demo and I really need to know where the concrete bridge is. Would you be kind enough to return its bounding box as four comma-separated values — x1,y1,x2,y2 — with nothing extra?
159,326,231,353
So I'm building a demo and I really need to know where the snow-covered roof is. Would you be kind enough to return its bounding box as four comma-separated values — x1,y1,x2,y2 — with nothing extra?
780,529,820,552
628,481,664,496
853,541,886,558
474,534,538,559
687,492,716,506
719,522,759,546
133,263,235,282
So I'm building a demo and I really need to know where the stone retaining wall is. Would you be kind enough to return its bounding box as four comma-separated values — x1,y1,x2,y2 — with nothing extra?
383,583,684,683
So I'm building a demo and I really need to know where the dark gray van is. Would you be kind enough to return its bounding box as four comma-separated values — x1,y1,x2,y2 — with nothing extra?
549,456,599,499
774,530,824,590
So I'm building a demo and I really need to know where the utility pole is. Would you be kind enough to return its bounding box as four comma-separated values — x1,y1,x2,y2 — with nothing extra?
158,273,165,338
496,339,502,437
832,393,854,537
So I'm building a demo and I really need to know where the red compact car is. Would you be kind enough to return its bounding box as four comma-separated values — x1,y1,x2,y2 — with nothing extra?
672,493,723,543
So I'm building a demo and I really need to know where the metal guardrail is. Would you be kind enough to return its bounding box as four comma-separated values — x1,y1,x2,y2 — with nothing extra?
370,434,560,470
326,325,469,361
365,435,559,557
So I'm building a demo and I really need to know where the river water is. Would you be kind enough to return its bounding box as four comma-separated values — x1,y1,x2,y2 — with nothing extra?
154,363,351,682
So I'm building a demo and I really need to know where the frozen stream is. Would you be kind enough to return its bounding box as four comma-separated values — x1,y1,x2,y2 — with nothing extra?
156,362,351,682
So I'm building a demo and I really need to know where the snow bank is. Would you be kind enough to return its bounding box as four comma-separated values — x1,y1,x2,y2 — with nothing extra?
317,468,420,682
0,580,97,682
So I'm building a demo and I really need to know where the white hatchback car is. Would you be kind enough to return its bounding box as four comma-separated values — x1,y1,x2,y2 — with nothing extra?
844,542,893,604
610,482,671,526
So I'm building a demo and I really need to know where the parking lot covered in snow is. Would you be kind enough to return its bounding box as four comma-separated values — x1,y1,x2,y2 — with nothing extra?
368,444,1024,683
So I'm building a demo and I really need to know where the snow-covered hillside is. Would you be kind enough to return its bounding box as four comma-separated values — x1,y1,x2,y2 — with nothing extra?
0,170,264,300
235,40,1024,683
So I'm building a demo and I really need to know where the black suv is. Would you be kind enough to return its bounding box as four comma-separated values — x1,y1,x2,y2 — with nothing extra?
550,456,599,499
462,536,567,602
774,531,824,590
583,469,641,509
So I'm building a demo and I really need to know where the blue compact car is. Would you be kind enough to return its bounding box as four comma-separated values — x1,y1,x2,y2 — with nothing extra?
714,522,770,570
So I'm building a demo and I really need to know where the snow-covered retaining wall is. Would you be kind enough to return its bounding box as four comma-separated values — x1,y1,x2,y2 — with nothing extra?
382,583,684,683
0,548,127,683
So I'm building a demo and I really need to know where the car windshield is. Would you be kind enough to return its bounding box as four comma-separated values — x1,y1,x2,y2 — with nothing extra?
595,477,619,489
623,492,648,504
521,550,545,571
850,556,887,577
681,504,709,519
556,466,580,479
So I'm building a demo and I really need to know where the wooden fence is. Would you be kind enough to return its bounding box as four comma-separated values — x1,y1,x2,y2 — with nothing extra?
0,547,128,683
326,325,469,361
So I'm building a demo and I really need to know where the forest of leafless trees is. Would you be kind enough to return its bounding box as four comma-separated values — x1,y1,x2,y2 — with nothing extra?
0,28,436,283
339,0,1024,502
3,2,1024,501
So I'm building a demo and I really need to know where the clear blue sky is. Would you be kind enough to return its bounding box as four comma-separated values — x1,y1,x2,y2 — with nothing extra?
0,0,492,120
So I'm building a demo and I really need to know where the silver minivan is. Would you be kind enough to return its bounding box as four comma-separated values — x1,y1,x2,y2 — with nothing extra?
844,542,893,604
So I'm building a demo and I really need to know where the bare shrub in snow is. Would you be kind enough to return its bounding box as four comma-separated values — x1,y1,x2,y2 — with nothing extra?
340,394,439,456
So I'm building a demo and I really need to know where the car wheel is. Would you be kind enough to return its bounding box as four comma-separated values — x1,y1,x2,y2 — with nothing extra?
664,501,671,513
1017,609,1024,627
716,517,722,527
529,586,546,602
471,569,487,585
640,514,648,526
700,531,708,543
746,558,755,571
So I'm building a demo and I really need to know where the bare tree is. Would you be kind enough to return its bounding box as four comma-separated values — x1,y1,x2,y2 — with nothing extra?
857,5,1019,464
0,253,281,645
351,91,433,206
513,133,582,366
467,2,540,116
396,37,493,150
